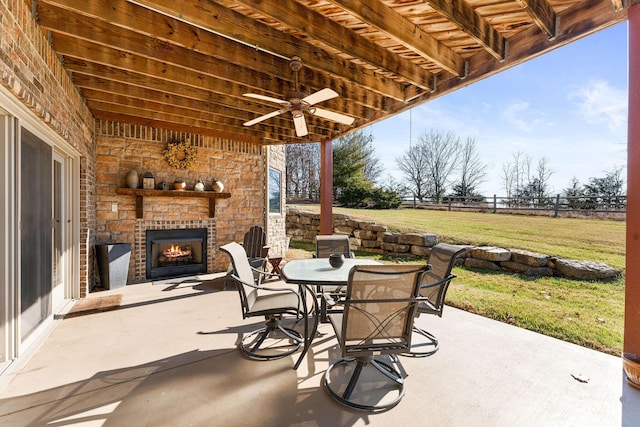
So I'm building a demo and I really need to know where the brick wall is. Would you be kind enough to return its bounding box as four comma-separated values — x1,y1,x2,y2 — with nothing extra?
95,120,270,282
0,0,95,297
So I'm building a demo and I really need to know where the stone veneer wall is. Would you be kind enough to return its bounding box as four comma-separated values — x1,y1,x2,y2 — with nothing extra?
0,0,95,296
266,145,288,256
286,207,621,281
95,120,279,284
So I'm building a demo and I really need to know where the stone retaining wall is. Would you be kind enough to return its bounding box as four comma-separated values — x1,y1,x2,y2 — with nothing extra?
286,207,621,281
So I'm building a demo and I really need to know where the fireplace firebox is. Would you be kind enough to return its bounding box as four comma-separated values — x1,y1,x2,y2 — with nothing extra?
146,228,207,279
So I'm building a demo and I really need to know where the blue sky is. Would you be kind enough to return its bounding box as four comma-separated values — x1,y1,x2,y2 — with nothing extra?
370,22,628,196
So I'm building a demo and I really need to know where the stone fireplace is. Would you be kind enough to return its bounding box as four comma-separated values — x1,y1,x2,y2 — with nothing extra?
145,228,207,280
134,220,216,281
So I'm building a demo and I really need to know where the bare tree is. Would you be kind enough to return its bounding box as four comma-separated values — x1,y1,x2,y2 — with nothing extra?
531,156,553,201
421,130,461,202
502,151,531,200
452,137,487,198
397,129,461,202
501,162,516,198
502,152,553,205
286,143,320,199
396,140,432,202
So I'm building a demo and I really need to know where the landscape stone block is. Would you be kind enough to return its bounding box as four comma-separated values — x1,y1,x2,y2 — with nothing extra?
554,259,621,280
465,258,501,271
397,232,437,247
470,246,511,262
381,232,400,243
410,245,432,257
380,242,410,253
509,249,549,267
354,229,377,240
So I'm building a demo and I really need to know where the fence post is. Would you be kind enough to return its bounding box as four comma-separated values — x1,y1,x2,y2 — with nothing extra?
448,198,452,211
493,194,497,213
554,194,560,218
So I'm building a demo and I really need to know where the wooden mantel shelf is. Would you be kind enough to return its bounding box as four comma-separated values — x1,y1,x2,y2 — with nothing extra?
116,188,231,218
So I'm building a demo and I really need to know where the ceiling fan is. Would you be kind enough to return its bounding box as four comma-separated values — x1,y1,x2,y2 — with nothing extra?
243,56,355,137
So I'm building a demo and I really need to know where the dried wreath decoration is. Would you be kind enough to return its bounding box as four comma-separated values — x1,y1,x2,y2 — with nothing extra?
163,139,197,170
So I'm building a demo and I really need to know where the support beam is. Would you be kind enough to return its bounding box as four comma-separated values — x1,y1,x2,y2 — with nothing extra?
624,2,640,388
320,139,333,235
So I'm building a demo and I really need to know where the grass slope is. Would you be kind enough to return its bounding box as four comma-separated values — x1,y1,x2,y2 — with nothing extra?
288,205,625,355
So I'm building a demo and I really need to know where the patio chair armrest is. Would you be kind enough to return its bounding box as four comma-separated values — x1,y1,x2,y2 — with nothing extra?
231,273,299,295
261,245,270,258
322,292,345,308
419,273,456,290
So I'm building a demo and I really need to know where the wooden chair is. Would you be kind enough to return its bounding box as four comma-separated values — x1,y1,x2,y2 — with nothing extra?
243,225,270,270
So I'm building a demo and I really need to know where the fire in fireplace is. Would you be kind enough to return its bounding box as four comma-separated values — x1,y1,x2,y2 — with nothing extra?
146,228,207,279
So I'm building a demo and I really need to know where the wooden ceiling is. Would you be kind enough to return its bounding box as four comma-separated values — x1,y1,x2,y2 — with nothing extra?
32,0,631,144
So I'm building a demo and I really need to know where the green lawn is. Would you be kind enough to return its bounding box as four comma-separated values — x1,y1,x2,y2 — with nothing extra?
288,205,626,355
295,205,625,269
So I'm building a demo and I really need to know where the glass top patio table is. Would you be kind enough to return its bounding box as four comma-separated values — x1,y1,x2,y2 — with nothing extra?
282,257,381,370
281,258,381,286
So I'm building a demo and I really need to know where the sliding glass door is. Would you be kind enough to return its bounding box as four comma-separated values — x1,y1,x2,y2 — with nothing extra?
20,128,52,340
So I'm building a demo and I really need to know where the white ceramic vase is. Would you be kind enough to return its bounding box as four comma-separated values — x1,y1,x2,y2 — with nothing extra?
212,180,224,193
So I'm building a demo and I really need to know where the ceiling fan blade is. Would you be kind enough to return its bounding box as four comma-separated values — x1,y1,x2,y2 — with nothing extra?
243,93,289,106
302,88,338,106
244,109,285,127
311,108,355,125
293,114,308,137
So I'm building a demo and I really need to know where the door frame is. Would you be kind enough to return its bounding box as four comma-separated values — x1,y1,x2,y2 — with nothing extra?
0,84,81,377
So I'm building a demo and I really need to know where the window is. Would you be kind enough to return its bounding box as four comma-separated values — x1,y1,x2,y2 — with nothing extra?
268,168,281,213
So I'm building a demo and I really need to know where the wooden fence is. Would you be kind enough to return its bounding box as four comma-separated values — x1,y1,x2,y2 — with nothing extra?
401,194,626,217
286,192,626,217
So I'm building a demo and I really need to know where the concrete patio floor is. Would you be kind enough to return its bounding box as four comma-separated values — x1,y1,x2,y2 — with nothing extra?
0,272,638,426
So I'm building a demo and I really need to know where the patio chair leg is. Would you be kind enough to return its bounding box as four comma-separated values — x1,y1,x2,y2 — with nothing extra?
370,360,403,385
403,326,439,357
240,317,303,360
343,360,364,400
323,357,406,411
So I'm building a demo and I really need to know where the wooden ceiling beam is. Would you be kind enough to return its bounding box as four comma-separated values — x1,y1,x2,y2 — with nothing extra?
37,0,406,102
131,0,434,92
66,59,374,124
121,0,421,99
514,0,558,39
435,0,626,98
89,99,336,141
421,0,508,61
78,87,331,135
93,109,266,141
49,33,368,122
325,0,464,76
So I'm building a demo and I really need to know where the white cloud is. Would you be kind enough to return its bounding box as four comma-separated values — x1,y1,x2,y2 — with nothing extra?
568,79,627,132
501,101,547,133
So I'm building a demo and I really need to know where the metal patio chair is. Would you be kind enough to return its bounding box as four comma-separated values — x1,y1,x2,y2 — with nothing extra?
406,243,467,357
314,234,354,259
220,242,303,361
314,234,355,319
323,264,430,411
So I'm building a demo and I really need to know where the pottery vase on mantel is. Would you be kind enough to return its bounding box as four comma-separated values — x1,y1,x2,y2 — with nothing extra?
126,170,139,189
211,179,224,193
